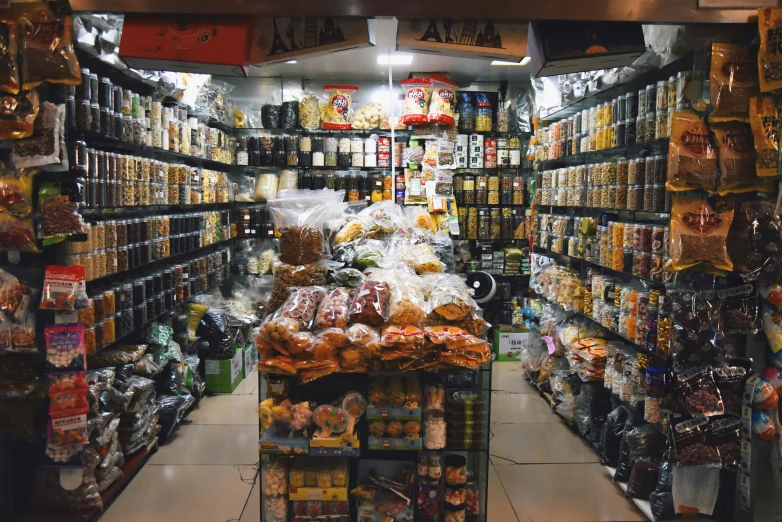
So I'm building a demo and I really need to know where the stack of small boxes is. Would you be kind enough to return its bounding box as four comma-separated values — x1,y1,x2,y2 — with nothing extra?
454,135,468,168
468,134,484,169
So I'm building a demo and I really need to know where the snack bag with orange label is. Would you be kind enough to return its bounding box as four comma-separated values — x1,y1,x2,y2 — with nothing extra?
670,195,734,272
667,111,718,192
401,78,432,125
709,43,757,123
321,85,357,130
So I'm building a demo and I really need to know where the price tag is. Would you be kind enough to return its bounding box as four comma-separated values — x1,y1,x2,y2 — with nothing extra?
409,179,422,196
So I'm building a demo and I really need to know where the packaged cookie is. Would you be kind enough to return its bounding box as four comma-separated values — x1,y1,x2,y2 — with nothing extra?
348,280,390,327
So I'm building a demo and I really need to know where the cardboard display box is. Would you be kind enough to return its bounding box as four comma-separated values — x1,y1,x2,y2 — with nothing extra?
119,15,253,76
204,348,243,393
397,19,527,62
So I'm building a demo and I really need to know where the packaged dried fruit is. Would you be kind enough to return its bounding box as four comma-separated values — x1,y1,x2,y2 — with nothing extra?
380,324,425,346
40,265,89,311
667,111,717,192
272,286,326,330
426,274,473,320
316,327,349,348
672,416,721,467
321,85,357,130
267,263,328,314
670,195,734,273
258,356,297,375
285,331,315,357
345,322,380,347
334,215,369,244
709,43,757,122
38,181,85,239
676,366,725,417
314,287,352,329
388,272,426,325
401,78,433,125
348,280,390,327
413,243,443,274
428,76,458,126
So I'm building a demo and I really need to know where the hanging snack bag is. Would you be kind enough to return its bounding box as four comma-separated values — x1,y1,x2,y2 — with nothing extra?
667,111,718,192
713,121,772,194
267,190,346,266
40,264,89,311
314,287,352,330
45,324,85,372
676,366,725,417
428,76,458,126
708,416,741,469
0,14,18,95
709,43,758,122
759,8,782,93
749,96,779,177
12,102,60,168
0,89,38,140
38,181,85,239
427,274,473,320
18,6,81,90
0,167,35,218
0,214,36,252
401,78,433,126
48,371,88,395
348,279,390,327
669,195,734,272
321,85,357,130
672,416,721,467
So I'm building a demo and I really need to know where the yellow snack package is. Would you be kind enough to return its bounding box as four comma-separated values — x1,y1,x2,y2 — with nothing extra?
321,85,357,130
670,195,734,273
667,110,717,192
749,95,780,177
759,8,782,93
709,42,757,122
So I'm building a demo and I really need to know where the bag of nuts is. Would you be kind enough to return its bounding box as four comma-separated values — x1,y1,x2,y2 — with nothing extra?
672,416,721,467
676,366,725,417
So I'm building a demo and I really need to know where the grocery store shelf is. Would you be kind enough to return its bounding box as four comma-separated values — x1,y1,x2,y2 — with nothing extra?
535,204,670,222
540,55,694,123
538,138,669,168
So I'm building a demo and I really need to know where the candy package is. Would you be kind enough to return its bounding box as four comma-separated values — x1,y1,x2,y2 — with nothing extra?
349,279,390,327
0,167,36,218
709,416,741,468
40,265,89,311
45,324,85,372
727,200,781,276
719,284,760,334
321,85,356,130
672,417,721,467
0,214,37,252
676,366,725,417
47,408,88,449
49,388,88,415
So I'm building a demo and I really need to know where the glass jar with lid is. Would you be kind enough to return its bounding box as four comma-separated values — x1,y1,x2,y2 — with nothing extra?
478,208,490,240
467,208,478,240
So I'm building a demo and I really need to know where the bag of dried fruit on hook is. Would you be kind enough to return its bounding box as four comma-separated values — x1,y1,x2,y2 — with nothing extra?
267,189,346,266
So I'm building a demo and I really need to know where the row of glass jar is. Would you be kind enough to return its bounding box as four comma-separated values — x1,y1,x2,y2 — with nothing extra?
539,156,666,190
83,178,231,209
458,207,526,241
454,173,527,206
537,183,669,212
72,74,183,124
73,212,231,254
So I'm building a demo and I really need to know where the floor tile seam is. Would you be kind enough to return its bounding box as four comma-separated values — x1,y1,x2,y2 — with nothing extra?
490,463,522,522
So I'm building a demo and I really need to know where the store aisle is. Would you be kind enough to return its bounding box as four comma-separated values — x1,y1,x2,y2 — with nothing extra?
101,371,261,522
489,362,646,522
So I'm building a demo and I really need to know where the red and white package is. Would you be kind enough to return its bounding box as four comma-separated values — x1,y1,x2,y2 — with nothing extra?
39,265,89,311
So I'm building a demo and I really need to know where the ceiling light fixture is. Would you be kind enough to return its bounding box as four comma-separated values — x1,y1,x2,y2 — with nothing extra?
491,57,531,66
378,53,414,65
286,60,297,64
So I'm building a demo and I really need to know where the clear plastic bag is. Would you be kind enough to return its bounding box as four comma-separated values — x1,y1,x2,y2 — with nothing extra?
321,85,357,130
0,89,38,140
12,102,60,169
348,279,390,327
401,78,432,125
381,324,425,346
428,76,458,126
253,171,278,202
38,182,85,239
0,14,19,95
18,6,81,90
426,274,473,320
314,287,352,329
299,94,320,130
388,269,426,325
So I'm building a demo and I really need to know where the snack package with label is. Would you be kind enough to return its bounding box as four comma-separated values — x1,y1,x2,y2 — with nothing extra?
401,78,433,125
667,111,717,192
709,43,758,123
349,279,390,327
712,122,771,195
0,89,38,140
380,324,425,346
18,6,81,90
428,76,458,126
426,274,473,320
12,102,61,169
45,324,85,372
759,8,782,93
672,417,721,466
321,85,357,130
749,95,779,177
40,265,89,311
676,366,725,417
314,287,352,330
669,195,734,273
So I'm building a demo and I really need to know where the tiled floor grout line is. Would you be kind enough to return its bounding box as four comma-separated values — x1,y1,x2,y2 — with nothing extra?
491,462,523,522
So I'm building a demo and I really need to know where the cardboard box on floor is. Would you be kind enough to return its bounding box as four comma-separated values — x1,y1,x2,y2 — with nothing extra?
119,15,253,76
493,327,530,362
204,347,243,393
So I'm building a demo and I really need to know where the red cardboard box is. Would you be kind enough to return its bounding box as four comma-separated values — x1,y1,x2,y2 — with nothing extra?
119,15,253,76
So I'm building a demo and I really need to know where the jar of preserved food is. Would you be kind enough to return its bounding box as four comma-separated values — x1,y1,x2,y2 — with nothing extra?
490,208,501,239
467,208,478,239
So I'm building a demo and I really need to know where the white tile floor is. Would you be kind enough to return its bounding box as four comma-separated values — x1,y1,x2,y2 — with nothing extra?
101,363,647,522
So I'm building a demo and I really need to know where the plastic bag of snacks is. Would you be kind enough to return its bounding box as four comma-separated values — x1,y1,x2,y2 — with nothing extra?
87,344,147,367
401,78,433,125
0,89,38,140
18,6,81,90
669,195,734,272
712,122,771,194
426,274,473,320
267,263,329,314
413,243,444,274
676,366,725,417
334,215,370,244
40,265,89,311
321,85,357,130
299,94,320,130
38,182,85,238
759,8,782,93
749,95,779,178
269,286,326,331
45,324,85,372
345,323,381,358
268,190,346,265
0,13,19,95
0,167,35,218
0,214,37,252
381,324,425,346
387,270,427,325
709,43,758,122
672,417,721,466
428,76,458,126
348,279,390,327
314,287,352,329
667,111,718,192
12,102,61,169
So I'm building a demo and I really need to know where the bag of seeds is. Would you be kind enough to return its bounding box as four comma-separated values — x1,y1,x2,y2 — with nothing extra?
268,189,346,266
0,13,18,95
11,101,61,168
759,8,782,93
17,5,81,90
712,121,773,194
749,95,780,177
38,181,85,239
667,111,718,192
709,43,758,123
670,195,734,273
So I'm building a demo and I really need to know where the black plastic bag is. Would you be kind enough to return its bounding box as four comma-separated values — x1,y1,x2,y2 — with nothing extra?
191,337,211,360
115,364,134,382
650,457,675,521
590,387,612,449
574,388,592,438
615,415,637,482
280,101,298,129
156,366,183,396
172,313,189,334
600,406,628,467
626,423,665,462
157,394,191,441
261,105,280,129
197,310,234,359
627,458,660,500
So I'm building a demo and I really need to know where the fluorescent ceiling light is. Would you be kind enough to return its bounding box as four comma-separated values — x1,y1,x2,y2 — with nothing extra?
491,57,531,66
378,53,414,65
286,60,297,64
